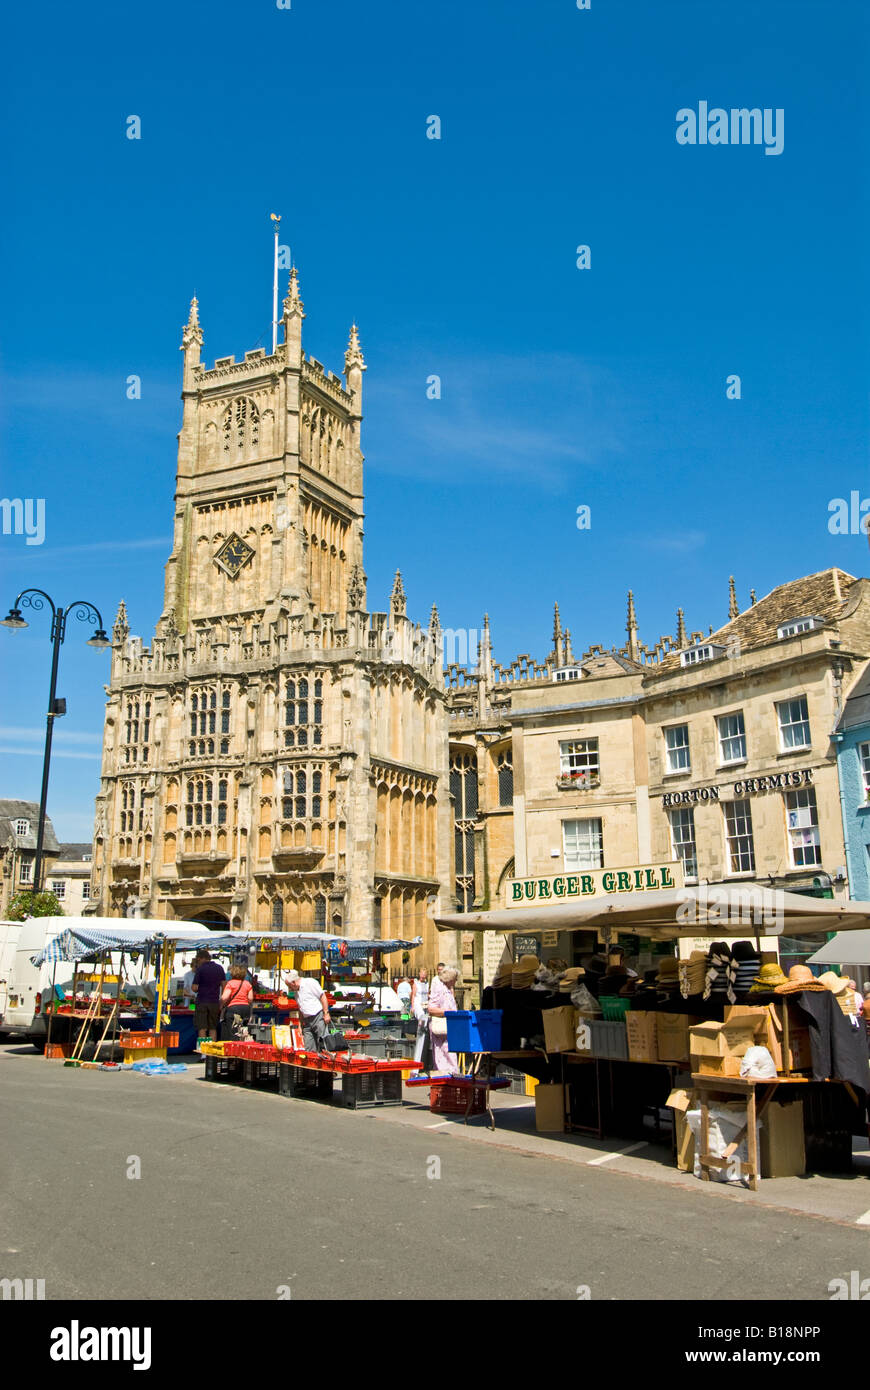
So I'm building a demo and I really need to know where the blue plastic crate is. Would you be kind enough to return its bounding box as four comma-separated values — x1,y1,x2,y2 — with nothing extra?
446,1010,503,1053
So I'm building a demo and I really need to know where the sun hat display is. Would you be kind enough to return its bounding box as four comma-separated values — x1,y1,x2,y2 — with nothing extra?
817,971,857,1015
748,962,789,994
558,966,586,993
774,964,828,995
817,970,849,996
679,950,708,998
511,953,540,990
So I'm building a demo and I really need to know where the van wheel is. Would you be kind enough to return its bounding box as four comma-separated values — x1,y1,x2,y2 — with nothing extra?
31,1037,48,1053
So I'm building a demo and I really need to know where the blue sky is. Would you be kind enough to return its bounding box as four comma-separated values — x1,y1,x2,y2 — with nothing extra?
1,0,868,839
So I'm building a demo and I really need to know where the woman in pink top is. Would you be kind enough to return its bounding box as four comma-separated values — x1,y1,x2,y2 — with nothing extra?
220,963,254,1040
428,966,460,1075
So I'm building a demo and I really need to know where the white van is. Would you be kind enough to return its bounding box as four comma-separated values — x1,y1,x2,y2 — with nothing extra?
0,917,74,1047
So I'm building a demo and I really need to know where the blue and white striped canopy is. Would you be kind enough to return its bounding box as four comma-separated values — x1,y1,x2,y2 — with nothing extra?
30,918,422,966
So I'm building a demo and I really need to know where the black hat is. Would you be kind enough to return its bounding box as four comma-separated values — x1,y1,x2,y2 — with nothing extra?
731,940,759,963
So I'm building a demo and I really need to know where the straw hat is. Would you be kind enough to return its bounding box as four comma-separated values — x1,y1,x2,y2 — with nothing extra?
774,964,828,994
748,962,789,994
817,971,857,1014
817,970,849,996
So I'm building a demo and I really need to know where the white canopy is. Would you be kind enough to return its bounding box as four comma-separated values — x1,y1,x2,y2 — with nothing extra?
806,930,870,967
435,886,870,941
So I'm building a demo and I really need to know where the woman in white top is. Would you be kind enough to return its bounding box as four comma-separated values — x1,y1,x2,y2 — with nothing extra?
411,967,430,1063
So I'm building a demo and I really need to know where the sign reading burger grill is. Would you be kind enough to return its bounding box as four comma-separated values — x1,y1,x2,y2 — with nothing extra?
507,861,684,906
662,767,813,808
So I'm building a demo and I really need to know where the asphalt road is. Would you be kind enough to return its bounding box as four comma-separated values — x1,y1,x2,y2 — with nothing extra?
2,1046,868,1302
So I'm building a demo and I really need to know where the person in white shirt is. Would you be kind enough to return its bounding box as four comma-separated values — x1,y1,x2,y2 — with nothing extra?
285,969,331,1052
182,953,201,1006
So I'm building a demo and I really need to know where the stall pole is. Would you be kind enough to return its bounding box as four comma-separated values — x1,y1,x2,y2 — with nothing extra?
154,940,173,1034
44,960,58,1051
110,952,125,1059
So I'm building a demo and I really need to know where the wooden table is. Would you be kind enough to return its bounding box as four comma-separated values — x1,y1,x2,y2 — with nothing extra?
692,1073,819,1191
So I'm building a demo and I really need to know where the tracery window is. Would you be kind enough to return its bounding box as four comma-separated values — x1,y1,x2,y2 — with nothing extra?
123,698,151,765
282,765,324,819
284,675,324,748
450,751,478,912
189,686,232,757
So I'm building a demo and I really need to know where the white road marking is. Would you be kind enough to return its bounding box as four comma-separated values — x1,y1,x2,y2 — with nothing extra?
425,1121,451,1129
856,1209,870,1225
587,1142,648,1166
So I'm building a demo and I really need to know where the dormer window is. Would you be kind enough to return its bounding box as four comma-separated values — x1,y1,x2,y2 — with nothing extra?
777,617,823,639
14,818,29,836
554,667,582,683
680,643,724,668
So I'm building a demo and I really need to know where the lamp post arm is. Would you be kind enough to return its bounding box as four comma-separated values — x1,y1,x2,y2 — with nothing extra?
12,588,57,620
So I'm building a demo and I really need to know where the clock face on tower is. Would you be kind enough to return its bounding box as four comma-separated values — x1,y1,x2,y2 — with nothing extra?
214,532,255,579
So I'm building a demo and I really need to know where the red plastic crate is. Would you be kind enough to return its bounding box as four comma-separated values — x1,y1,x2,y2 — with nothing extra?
119,1031,179,1050
430,1081,490,1115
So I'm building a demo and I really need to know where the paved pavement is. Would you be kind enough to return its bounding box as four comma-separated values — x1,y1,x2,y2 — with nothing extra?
2,1044,869,1302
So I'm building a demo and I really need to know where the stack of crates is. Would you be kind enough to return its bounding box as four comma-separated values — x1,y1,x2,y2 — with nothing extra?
340,1070,404,1108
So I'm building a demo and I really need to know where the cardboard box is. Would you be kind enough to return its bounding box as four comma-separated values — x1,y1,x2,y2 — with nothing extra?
656,1013,702,1065
535,1082,566,1132
692,1053,744,1078
626,1011,658,1063
543,1005,578,1054
724,1002,812,1073
666,1088,697,1172
768,1000,813,1073
760,1099,806,1178
689,1017,759,1077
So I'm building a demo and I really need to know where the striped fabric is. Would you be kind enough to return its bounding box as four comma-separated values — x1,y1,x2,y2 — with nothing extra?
31,924,423,967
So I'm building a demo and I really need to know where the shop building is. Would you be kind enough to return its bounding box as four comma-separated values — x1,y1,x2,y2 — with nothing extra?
91,274,452,959
0,801,59,915
46,844,94,917
644,568,868,900
443,570,870,989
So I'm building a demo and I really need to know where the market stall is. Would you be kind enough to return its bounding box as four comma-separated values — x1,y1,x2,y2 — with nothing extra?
434,885,870,1184
30,920,423,1102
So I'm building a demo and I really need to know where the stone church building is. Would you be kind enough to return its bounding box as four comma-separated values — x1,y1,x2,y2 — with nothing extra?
92,271,453,957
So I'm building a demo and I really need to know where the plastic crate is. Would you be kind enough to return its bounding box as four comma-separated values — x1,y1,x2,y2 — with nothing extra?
278,1063,334,1100
45,1043,72,1059
588,1019,629,1060
241,1060,280,1088
445,1010,503,1053
600,997,632,1023
292,950,322,972
430,1080,490,1116
204,1055,243,1083
340,1069,404,1108
119,1031,179,1050
199,1041,225,1057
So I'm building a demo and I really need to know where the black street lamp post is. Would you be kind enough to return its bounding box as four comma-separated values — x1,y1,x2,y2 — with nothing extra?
1,589,110,895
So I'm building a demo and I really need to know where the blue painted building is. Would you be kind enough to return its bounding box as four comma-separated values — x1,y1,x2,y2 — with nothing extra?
835,663,870,902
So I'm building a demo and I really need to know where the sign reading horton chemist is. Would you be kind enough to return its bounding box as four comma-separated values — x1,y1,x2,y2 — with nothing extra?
661,767,814,808
507,861,684,906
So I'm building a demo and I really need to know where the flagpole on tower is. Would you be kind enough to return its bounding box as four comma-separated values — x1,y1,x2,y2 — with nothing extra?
270,213,281,355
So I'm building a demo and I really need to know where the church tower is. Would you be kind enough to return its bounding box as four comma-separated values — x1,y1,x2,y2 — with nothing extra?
92,269,451,952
